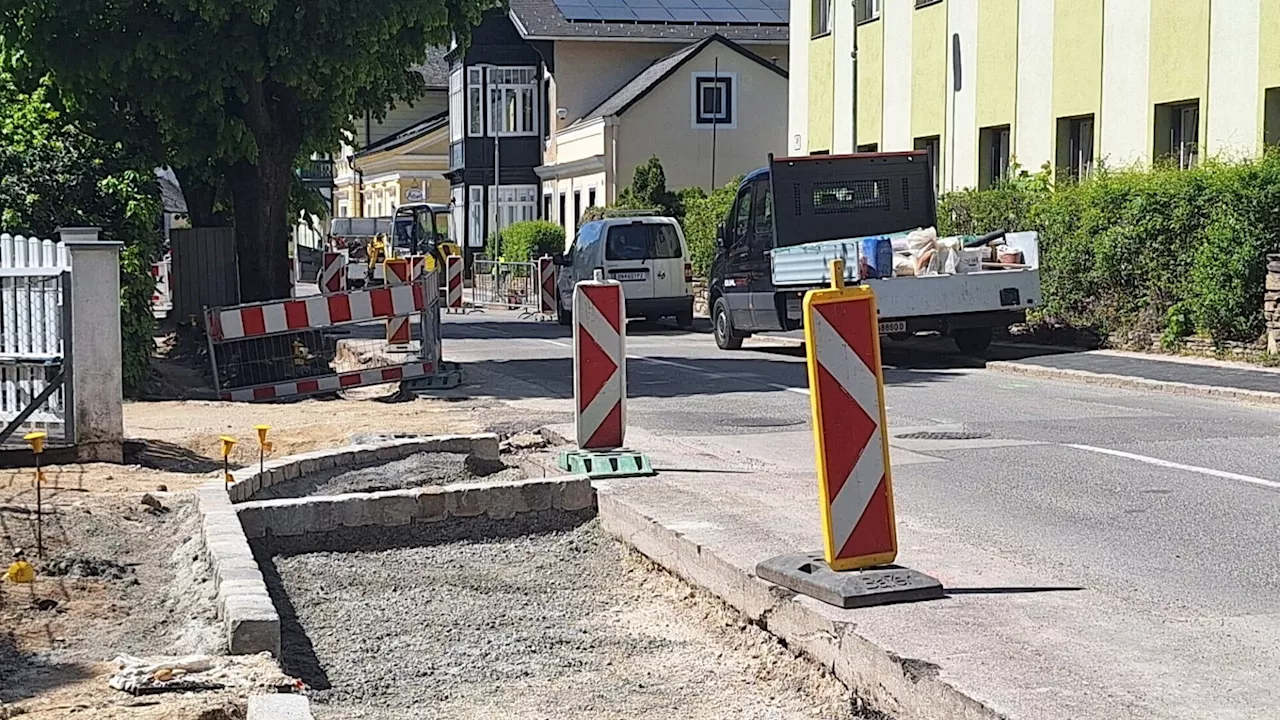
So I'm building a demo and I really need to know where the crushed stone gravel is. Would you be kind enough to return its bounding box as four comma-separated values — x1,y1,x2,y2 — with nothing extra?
261,516,861,720
253,451,525,500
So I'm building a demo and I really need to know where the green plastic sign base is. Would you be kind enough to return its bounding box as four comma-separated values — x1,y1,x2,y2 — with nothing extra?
558,449,655,478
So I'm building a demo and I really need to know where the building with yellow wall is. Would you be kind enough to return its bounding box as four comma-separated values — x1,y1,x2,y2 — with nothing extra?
791,0,1280,192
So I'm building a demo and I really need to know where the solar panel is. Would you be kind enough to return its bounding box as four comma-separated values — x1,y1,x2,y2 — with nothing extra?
553,0,787,23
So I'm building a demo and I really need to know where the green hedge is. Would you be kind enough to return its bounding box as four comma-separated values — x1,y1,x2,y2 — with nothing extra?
491,220,565,263
938,154,1280,345
680,178,739,280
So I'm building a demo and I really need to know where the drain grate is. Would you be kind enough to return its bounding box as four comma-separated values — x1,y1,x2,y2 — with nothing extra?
895,431,992,441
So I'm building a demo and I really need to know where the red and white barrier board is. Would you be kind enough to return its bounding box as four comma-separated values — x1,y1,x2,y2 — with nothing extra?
384,258,412,346
803,282,897,571
219,361,435,402
320,251,348,294
573,276,626,449
207,283,426,341
445,256,464,310
539,256,556,316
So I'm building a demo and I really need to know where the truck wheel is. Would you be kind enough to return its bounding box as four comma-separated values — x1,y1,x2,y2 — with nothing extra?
713,298,743,350
675,304,695,331
953,327,993,355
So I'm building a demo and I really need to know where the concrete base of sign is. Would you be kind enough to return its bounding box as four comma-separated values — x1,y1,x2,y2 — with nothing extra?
756,552,945,609
558,449,655,478
402,363,464,393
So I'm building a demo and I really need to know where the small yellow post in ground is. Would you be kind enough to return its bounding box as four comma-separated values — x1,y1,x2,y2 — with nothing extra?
23,432,47,558
253,425,272,480
220,436,237,486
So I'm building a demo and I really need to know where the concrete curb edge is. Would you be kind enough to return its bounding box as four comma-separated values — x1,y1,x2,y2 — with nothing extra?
986,360,1280,407
595,489,1003,720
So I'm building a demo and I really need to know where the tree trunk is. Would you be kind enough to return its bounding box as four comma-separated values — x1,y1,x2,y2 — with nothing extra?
225,80,301,302
173,164,230,228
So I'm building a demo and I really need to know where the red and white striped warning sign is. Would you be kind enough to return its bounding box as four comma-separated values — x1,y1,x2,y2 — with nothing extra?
320,251,348,294
206,284,426,341
803,283,897,571
573,277,626,450
219,361,434,402
538,256,557,315
445,255,464,310
385,259,412,346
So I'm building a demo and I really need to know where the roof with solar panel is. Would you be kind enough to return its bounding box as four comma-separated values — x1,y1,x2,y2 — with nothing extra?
508,0,788,42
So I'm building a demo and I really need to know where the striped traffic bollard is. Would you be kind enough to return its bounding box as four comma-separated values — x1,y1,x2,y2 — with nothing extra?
573,270,626,450
384,258,412,347
538,255,557,318
320,251,348,295
754,258,943,609
445,255,464,312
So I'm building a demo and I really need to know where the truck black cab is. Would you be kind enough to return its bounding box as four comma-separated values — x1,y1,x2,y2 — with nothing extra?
708,151,1039,353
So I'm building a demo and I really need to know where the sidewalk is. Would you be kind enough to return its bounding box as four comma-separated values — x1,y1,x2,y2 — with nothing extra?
987,348,1280,405
580,423,1280,720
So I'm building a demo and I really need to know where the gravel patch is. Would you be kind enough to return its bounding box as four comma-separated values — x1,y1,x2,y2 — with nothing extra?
261,517,859,720
253,452,525,500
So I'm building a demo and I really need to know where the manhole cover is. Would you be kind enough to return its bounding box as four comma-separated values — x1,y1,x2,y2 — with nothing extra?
894,431,992,441
721,417,806,428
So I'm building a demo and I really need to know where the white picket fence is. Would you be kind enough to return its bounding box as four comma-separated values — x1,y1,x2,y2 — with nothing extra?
0,233,69,435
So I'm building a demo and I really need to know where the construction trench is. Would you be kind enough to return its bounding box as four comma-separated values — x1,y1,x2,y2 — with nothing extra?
209,433,865,719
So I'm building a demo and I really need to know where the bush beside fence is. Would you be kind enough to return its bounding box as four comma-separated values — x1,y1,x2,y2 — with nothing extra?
938,154,1280,346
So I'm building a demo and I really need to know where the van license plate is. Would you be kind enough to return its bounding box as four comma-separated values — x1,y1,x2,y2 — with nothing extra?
611,271,647,282
878,321,907,334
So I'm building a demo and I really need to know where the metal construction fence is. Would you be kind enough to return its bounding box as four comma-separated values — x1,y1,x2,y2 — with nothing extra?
204,272,441,402
470,259,544,315
0,234,70,443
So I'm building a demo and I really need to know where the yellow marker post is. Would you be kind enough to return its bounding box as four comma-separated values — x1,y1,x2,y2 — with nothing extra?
220,436,237,486
23,432,47,558
5,554,34,584
253,425,272,480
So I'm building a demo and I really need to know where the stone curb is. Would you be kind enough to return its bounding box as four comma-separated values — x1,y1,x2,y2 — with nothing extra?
236,475,595,541
226,433,501,504
195,480,281,658
986,360,1280,407
595,490,1002,720
248,694,313,719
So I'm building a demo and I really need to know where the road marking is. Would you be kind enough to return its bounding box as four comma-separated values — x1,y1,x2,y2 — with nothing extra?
539,339,570,348
1065,444,1280,490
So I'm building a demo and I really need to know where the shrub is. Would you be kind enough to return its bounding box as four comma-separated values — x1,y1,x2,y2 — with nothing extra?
494,220,565,263
938,154,1280,345
680,177,740,280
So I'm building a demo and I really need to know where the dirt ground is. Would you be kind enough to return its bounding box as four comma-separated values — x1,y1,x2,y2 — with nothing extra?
0,492,276,719
1,351,489,718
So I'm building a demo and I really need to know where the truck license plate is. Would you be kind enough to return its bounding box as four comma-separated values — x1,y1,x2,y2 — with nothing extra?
878,321,907,334
611,271,646,282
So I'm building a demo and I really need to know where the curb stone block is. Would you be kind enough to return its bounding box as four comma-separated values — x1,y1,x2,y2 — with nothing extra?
248,694,313,720
470,434,501,460
485,485,528,520
370,493,416,527
416,488,448,522
519,482,554,512
448,488,489,517
556,480,596,512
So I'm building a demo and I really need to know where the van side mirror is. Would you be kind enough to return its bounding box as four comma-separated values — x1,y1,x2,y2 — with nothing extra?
715,222,727,248
554,253,572,267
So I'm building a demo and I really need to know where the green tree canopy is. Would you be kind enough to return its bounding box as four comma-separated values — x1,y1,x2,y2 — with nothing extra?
0,0,489,301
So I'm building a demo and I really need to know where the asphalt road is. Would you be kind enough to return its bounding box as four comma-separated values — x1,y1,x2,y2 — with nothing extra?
441,311,1280,719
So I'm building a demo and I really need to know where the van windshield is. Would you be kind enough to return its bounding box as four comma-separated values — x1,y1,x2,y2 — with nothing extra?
605,223,683,261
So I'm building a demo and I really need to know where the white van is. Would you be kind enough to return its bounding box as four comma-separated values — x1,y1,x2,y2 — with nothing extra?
554,213,694,329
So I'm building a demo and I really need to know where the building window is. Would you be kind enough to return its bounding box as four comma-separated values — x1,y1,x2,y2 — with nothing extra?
1265,88,1280,147
914,136,940,194
588,186,597,209
490,185,538,232
856,143,879,153
468,186,484,248
486,67,538,137
1055,115,1094,182
544,192,553,220
693,73,736,128
915,0,942,7
467,68,483,137
574,190,582,223
451,188,465,246
812,0,831,37
559,192,567,227
1154,100,1199,170
979,125,1011,189
337,199,350,218
855,0,880,23
449,68,464,143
